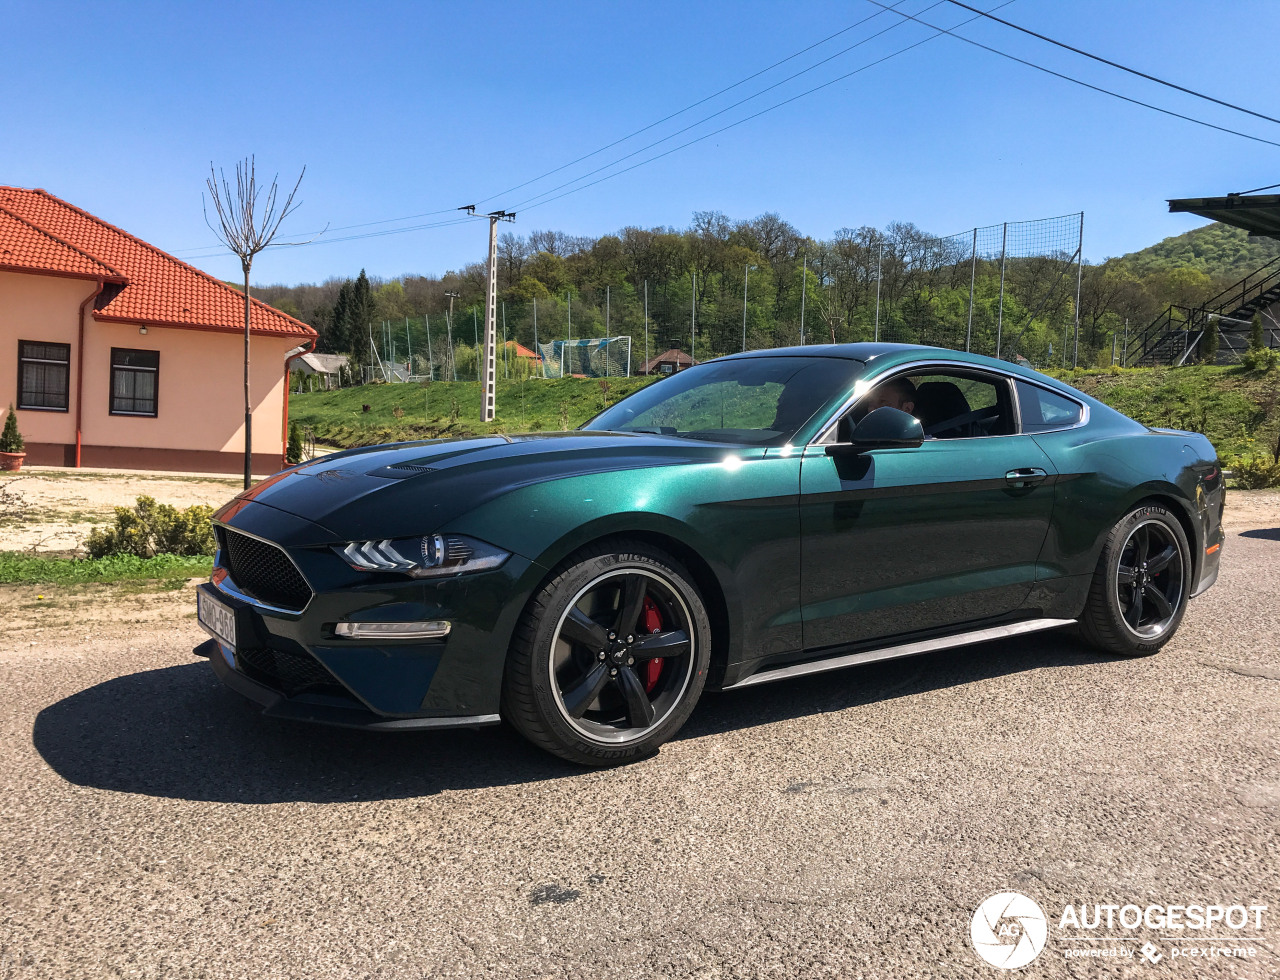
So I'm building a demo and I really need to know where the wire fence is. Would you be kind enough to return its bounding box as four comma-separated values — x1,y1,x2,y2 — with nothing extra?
305,211,1085,389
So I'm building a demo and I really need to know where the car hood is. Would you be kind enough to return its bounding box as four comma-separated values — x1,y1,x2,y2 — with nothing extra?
218,430,731,539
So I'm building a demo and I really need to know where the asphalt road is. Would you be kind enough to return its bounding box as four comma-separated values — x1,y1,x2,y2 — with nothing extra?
2,510,1277,979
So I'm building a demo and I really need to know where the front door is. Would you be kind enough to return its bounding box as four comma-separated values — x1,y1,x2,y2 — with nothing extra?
797,375,1057,651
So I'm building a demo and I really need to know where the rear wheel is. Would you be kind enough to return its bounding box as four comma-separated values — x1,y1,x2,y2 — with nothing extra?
1079,504,1191,657
502,540,711,765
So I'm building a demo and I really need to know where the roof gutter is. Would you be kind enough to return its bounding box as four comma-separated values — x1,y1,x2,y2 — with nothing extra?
75,278,106,467
282,339,315,468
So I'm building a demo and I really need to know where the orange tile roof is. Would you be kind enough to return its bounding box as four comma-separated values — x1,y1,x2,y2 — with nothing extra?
0,206,124,282
0,186,315,339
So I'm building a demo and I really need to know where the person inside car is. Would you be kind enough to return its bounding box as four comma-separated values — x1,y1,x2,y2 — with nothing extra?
865,376,917,415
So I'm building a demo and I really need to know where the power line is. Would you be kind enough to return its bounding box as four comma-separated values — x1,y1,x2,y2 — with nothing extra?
506,0,952,212
173,3,919,256
511,1,1019,214
473,0,918,207
866,0,1280,150
944,0,1280,127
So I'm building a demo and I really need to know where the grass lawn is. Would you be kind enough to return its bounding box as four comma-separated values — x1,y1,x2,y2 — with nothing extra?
0,552,212,586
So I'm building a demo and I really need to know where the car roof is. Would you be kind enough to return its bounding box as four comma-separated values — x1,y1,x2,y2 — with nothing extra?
712,343,1093,400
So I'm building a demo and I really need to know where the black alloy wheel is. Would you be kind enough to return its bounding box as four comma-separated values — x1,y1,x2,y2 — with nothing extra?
1079,503,1191,657
502,540,711,765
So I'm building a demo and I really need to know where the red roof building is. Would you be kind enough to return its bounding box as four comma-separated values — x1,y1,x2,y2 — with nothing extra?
638,348,696,375
0,187,316,472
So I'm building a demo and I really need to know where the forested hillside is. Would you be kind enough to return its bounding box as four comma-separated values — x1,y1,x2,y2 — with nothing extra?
1120,222,1280,278
252,213,1272,374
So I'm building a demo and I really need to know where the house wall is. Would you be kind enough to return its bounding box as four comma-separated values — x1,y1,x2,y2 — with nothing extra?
1,269,297,473
0,270,90,456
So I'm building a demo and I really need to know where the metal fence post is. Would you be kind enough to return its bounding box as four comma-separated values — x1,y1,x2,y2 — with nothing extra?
965,228,977,352
995,223,1008,359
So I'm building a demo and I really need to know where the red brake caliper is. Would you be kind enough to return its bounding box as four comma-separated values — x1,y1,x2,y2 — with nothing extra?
641,596,664,692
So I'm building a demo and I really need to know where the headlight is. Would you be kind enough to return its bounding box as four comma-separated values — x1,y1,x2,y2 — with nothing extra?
334,534,509,578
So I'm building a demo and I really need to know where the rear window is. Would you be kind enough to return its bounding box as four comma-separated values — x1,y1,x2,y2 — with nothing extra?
1016,381,1083,432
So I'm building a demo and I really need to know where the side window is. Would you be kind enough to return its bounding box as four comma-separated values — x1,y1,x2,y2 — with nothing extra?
110,348,159,417
1016,381,1083,432
855,369,1015,439
17,340,70,411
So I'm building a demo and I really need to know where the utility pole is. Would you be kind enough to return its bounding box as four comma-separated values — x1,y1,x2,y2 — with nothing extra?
461,206,514,422
742,264,750,352
532,297,540,378
444,290,459,382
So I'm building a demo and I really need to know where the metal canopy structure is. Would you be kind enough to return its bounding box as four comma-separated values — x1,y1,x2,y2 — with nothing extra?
1167,193,1280,239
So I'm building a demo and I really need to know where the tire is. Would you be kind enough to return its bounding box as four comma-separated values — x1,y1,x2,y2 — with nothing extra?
1078,503,1192,657
501,539,712,766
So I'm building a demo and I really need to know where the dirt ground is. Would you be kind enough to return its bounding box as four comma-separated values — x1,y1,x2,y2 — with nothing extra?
0,467,242,555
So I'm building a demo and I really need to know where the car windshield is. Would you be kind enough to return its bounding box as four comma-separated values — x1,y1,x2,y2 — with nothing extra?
584,355,862,446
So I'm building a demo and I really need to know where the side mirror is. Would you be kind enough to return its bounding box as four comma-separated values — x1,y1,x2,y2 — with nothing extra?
826,406,924,456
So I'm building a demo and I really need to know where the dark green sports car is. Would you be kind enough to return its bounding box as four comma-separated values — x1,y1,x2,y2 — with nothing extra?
194,343,1224,764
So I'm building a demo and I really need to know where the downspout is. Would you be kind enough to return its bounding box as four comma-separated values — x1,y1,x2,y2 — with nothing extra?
282,339,315,468
75,279,106,467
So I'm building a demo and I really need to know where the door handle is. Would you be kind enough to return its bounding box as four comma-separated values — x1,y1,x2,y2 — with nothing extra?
1005,467,1048,488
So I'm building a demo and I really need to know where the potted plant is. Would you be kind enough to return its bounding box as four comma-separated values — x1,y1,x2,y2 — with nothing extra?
0,405,26,472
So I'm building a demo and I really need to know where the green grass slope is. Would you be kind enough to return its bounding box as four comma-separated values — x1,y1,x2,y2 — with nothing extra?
289,376,655,447
1048,365,1279,459
292,367,1279,463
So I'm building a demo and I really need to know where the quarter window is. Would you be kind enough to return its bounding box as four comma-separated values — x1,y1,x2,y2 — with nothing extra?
110,348,159,417
1016,380,1083,432
17,340,70,411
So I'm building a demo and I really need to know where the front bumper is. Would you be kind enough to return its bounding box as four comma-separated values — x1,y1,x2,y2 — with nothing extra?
195,501,542,729
195,638,500,731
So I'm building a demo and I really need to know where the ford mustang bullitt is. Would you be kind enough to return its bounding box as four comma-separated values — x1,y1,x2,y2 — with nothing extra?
194,344,1224,765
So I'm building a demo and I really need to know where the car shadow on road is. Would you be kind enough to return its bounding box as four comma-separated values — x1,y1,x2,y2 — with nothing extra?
1239,527,1280,541
32,631,1113,805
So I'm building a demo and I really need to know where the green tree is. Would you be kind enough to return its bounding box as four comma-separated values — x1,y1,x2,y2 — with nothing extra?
286,421,304,464
0,405,24,454
1201,318,1219,364
1250,311,1265,351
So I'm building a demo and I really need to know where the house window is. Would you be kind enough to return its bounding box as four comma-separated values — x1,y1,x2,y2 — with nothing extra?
110,348,159,417
17,340,71,411
660,363,675,375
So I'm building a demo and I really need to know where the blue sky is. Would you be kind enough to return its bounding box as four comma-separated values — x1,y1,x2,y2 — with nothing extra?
4,0,1278,286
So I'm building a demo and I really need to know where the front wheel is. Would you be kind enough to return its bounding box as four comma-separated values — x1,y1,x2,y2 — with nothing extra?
501,540,712,766
1079,504,1191,657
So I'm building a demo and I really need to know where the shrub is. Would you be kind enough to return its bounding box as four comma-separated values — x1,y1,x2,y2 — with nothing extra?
1250,312,1265,352
1231,453,1280,490
86,496,215,558
286,421,304,464
0,405,24,454
1241,347,1279,372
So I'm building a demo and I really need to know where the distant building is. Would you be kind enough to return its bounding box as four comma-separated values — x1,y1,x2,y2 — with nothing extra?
0,186,316,472
638,348,696,376
295,352,351,388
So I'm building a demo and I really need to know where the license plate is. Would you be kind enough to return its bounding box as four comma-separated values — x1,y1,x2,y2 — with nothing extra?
198,590,237,649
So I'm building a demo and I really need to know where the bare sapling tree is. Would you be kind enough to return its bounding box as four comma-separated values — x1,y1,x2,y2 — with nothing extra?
204,157,312,488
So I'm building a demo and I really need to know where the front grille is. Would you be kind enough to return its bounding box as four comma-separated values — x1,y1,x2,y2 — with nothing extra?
236,646,340,696
219,528,312,611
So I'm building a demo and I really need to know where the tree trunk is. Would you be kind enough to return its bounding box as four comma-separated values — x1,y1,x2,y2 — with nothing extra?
243,263,252,489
